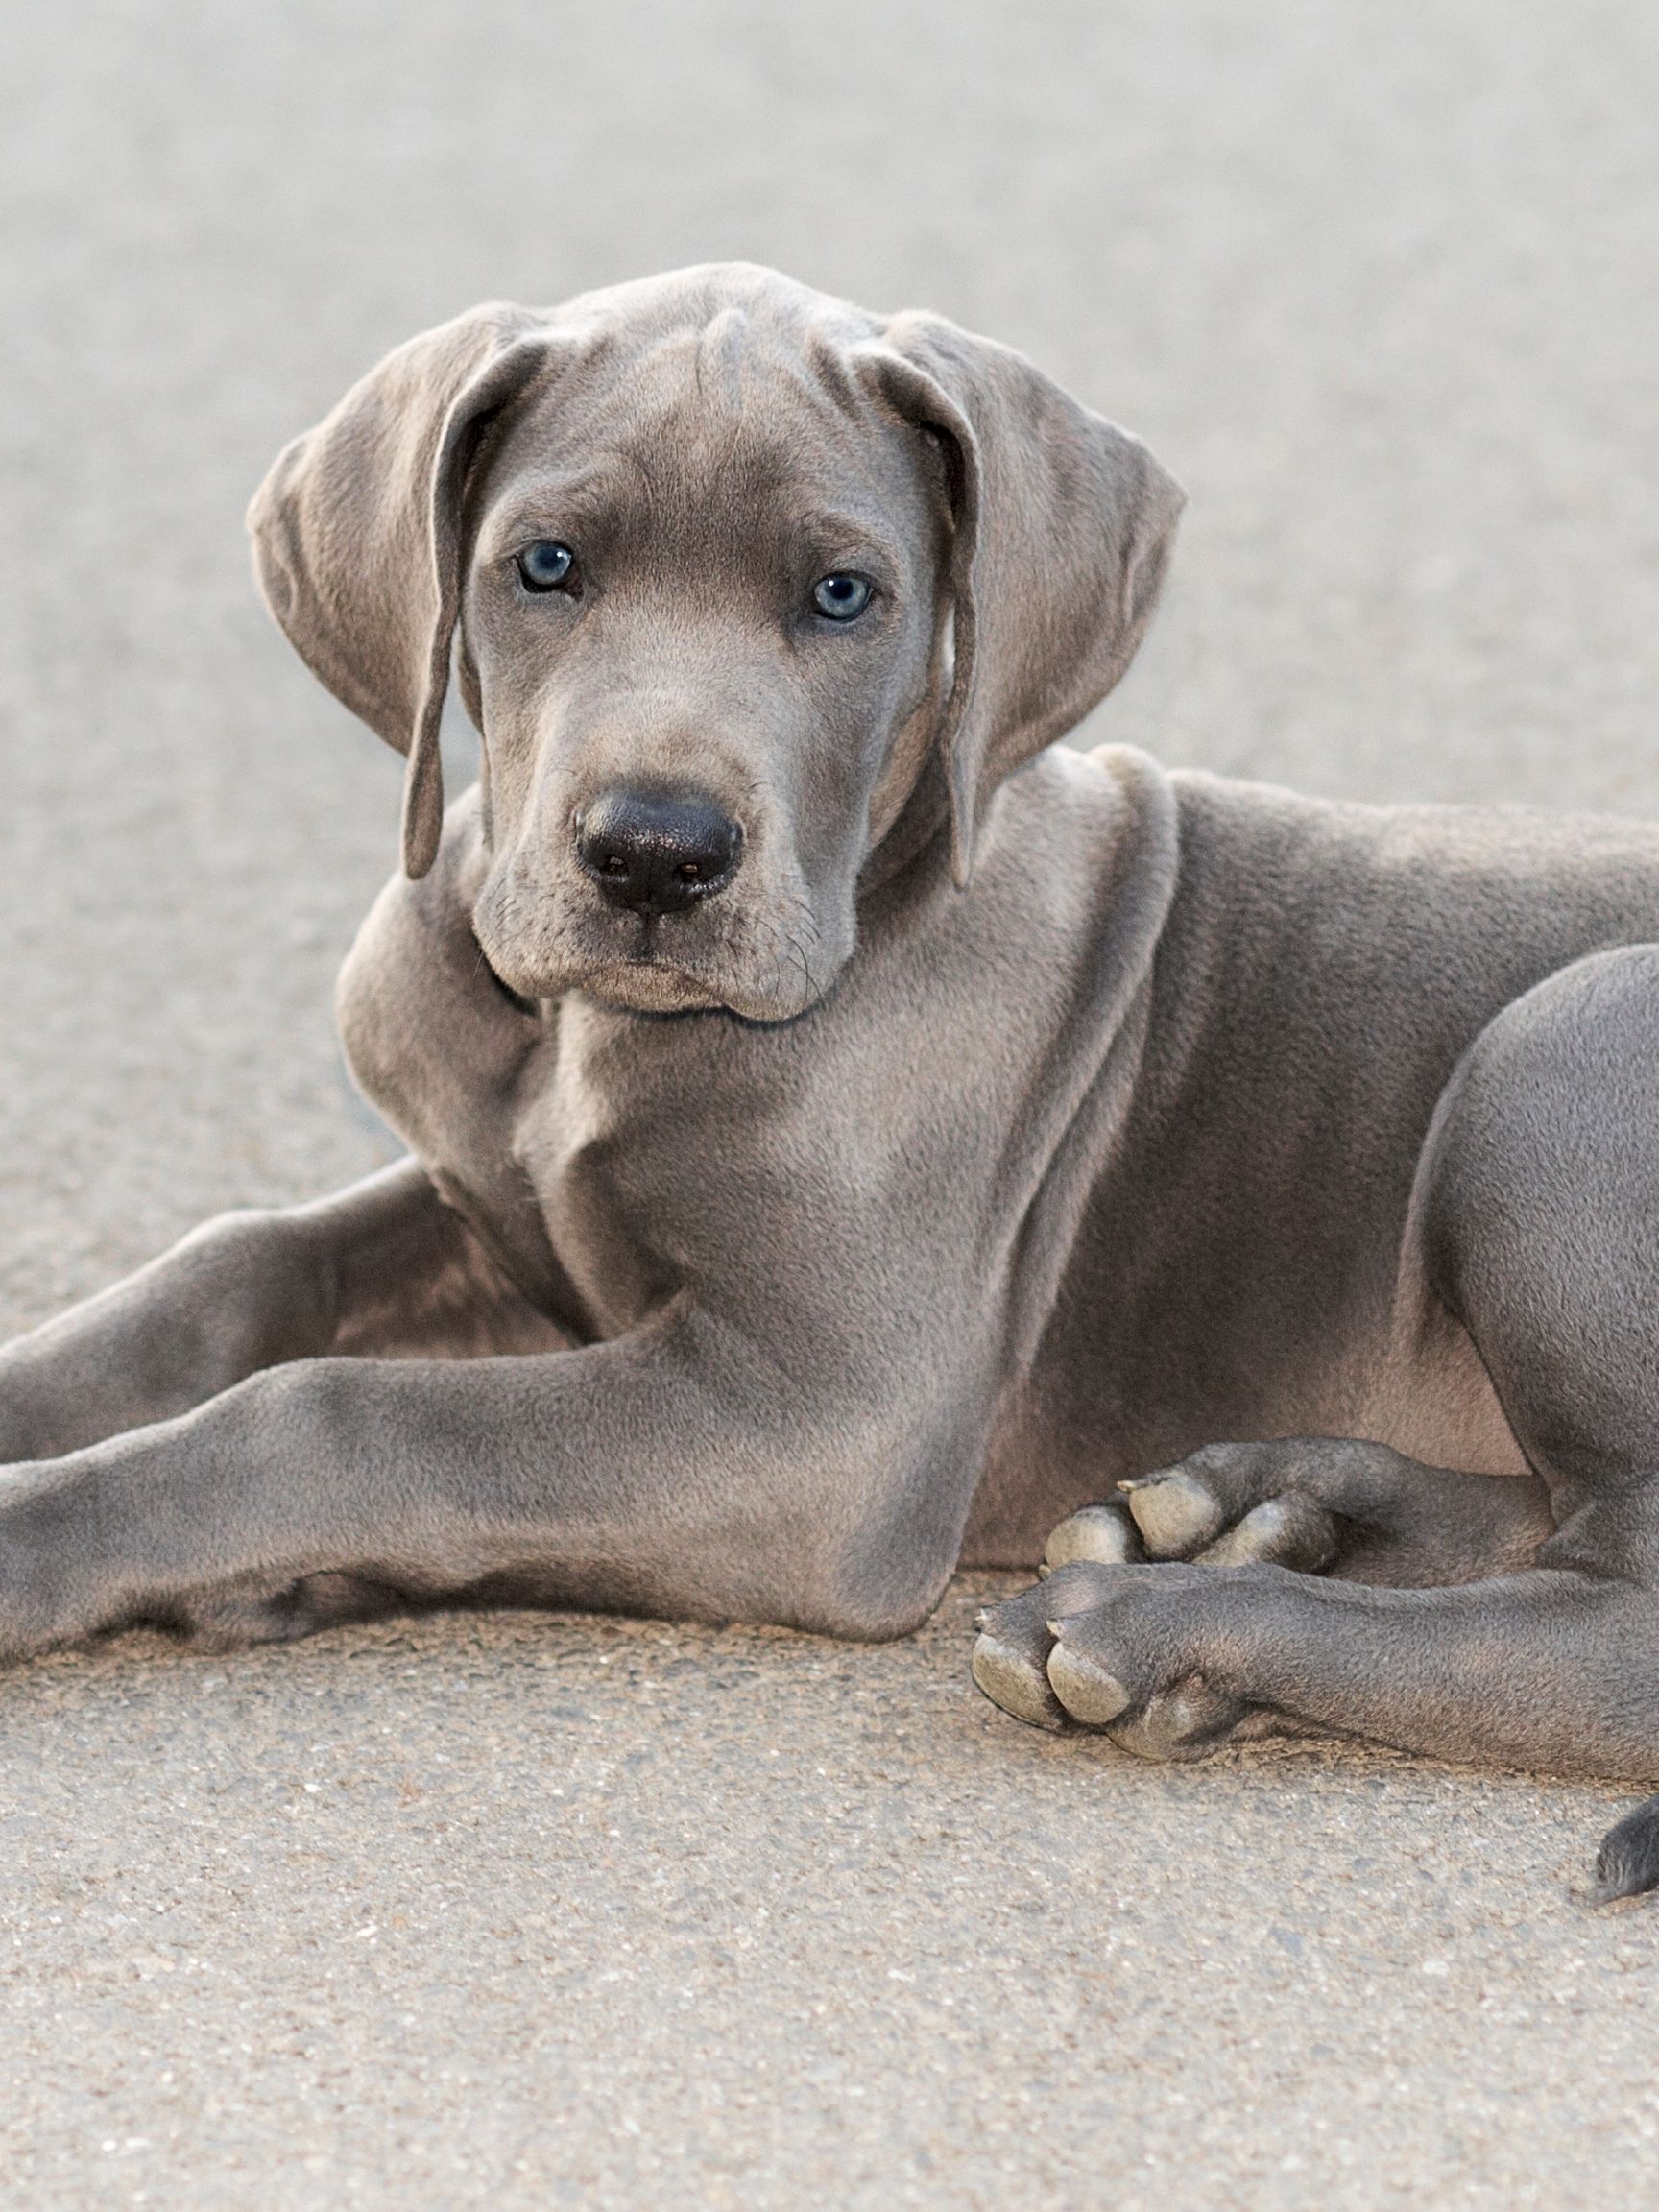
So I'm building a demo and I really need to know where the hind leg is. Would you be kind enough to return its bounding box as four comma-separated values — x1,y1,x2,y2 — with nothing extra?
975,1437,1554,1748
978,948,1659,1894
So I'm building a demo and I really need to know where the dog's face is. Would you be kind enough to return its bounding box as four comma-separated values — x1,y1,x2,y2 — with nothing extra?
460,309,949,1019
249,266,1184,1022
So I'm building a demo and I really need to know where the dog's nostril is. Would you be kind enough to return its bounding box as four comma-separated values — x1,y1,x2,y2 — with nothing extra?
577,787,743,918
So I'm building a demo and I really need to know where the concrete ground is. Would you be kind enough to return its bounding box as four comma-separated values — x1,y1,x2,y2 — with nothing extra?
2,3,1658,2203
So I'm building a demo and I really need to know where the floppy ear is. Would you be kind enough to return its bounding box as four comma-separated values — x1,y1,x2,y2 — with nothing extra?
861,314,1185,884
247,302,558,877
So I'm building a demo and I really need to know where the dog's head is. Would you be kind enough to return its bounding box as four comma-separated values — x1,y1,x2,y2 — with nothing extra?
249,265,1182,1021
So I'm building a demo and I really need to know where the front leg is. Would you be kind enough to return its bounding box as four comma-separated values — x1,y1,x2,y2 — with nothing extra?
0,1157,564,1462
0,1306,959,1657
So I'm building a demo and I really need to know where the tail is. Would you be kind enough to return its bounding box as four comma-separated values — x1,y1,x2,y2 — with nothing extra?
1593,1794,1659,1903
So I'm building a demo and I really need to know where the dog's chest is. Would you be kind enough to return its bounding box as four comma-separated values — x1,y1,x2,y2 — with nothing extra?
507,992,890,1340
338,774,1170,1353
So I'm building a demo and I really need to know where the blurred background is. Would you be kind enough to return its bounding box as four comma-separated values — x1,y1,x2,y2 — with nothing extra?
2,7,1658,2205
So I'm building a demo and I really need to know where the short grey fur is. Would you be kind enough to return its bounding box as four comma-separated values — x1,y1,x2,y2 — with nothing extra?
5,265,1659,1895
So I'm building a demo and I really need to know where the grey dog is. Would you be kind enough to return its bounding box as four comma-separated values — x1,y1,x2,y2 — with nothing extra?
5,264,1659,1898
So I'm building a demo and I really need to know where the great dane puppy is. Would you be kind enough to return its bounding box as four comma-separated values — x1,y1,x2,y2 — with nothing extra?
4,264,1659,1897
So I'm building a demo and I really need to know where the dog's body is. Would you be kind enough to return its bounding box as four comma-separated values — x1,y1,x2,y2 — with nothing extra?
6,264,1659,1893
345,749,1659,1580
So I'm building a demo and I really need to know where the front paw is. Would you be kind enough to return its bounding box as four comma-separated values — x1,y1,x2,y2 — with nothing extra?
972,1562,1120,1729
973,1562,1249,1759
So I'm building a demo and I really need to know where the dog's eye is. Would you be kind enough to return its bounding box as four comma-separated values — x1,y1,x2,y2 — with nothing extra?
517,540,578,593
811,572,875,622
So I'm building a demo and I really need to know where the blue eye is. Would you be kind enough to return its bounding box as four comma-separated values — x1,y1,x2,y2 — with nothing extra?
517,540,577,592
811,572,875,622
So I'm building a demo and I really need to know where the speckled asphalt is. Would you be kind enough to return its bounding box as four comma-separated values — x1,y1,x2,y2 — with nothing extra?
3,4,1659,2205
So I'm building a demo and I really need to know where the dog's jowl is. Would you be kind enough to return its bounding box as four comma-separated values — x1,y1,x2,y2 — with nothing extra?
5,264,1659,1899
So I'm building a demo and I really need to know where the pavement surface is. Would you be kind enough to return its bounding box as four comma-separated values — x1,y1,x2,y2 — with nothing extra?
2,3,1659,2205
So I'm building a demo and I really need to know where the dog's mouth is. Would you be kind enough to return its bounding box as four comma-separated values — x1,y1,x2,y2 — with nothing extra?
473,863,836,1025
592,962,728,1016
570,873,833,1019
623,916,667,965
578,924,825,1022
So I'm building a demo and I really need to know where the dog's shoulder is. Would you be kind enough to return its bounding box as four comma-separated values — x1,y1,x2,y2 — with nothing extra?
1163,758,1659,877
957,742,1183,958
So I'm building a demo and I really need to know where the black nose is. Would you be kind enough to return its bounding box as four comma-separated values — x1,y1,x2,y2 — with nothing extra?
576,787,744,918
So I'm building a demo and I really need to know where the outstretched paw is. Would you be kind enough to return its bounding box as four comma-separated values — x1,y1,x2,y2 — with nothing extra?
973,1563,1118,1730
1103,1436,1553,1587
974,1561,1252,1760
1040,1455,1342,1590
